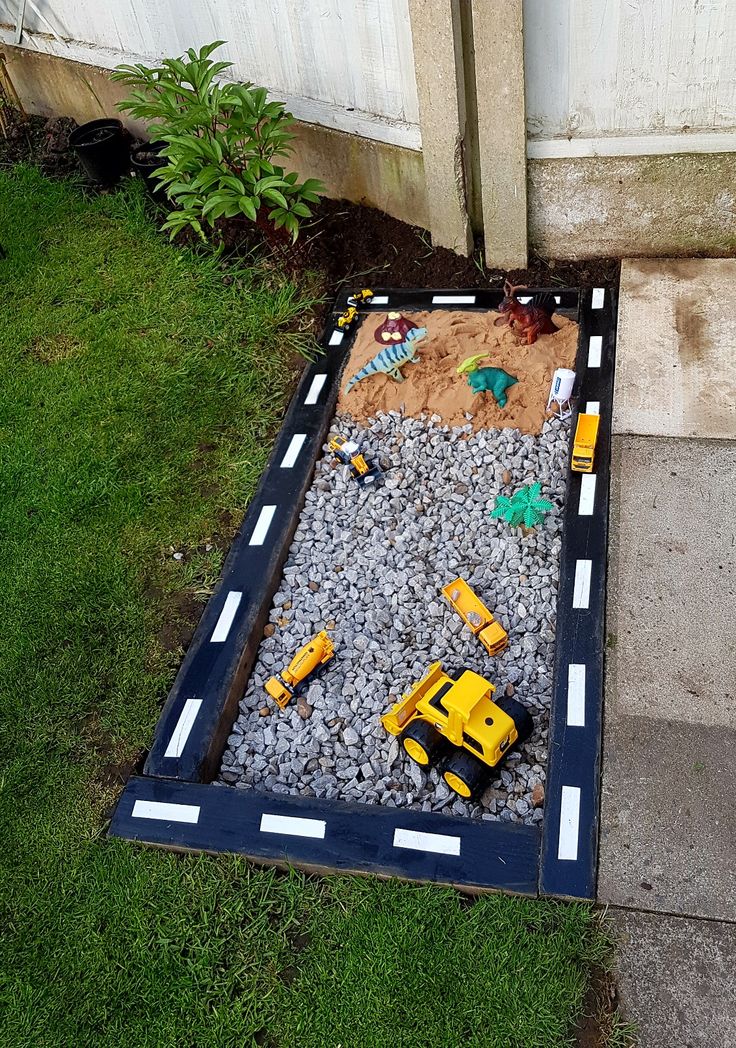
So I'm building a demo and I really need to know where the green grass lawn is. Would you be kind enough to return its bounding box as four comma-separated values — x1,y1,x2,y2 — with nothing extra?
0,166,608,1048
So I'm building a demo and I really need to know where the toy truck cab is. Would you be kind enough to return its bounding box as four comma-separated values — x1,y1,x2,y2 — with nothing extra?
571,412,600,473
381,662,533,798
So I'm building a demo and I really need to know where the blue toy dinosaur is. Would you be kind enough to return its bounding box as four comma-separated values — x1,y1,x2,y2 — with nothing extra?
344,327,427,394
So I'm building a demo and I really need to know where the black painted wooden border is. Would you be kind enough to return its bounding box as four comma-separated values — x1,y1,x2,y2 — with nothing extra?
539,288,618,900
110,287,615,900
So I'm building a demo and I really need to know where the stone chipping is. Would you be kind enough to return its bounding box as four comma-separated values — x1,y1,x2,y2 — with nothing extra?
220,410,571,824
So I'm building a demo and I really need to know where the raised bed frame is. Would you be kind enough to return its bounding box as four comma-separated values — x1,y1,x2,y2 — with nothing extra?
110,287,617,900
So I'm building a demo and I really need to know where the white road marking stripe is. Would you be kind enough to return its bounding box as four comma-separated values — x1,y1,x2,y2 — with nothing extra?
592,287,605,309
260,814,326,839
164,698,203,758
328,330,343,346
304,374,327,405
572,560,592,609
558,786,581,860
567,665,586,727
517,296,531,304
371,295,389,304
578,473,597,516
132,800,200,824
210,591,242,641
248,506,276,546
280,433,307,469
588,335,602,367
431,295,476,304
586,401,600,415
393,828,461,856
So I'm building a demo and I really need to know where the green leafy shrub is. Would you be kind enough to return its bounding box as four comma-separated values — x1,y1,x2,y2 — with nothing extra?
111,41,323,243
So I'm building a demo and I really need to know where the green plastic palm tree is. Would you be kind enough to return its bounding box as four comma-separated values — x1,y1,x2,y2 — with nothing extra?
490,482,554,529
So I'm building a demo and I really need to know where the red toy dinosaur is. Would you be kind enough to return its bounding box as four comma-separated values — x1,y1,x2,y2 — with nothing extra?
494,280,558,345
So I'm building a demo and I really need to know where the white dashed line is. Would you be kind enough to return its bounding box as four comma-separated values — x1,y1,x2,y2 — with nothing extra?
132,800,200,824
567,665,586,727
517,296,531,304
586,401,600,415
371,295,389,305
260,814,326,839
210,590,243,641
592,287,605,309
572,560,592,609
304,374,327,404
431,295,476,304
280,433,307,469
164,698,203,757
393,828,462,856
328,330,343,346
248,506,276,546
557,786,581,860
588,335,602,367
578,474,597,516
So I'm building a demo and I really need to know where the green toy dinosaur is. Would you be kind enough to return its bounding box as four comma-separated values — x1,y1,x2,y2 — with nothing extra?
467,366,518,407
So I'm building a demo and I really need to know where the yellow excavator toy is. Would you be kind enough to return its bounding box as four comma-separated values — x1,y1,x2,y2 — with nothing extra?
381,661,532,798
265,630,335,709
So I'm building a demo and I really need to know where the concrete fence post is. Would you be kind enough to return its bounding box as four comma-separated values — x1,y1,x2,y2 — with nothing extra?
408,0,473,256
471,0,528,269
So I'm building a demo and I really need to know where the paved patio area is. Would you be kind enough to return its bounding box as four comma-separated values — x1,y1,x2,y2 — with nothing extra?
601,259,736,1045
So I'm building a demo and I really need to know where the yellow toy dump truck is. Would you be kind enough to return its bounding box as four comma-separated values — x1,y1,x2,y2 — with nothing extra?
571,412,600,473
381,662,533,798
265,630,335,709
441,577,508,657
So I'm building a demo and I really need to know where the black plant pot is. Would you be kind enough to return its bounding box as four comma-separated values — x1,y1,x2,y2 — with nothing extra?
130,140,169,202
69,118,130,185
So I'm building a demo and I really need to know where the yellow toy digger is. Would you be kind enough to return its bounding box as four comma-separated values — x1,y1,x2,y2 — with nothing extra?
441,577,508,657
381,662,533,798
265,630,335,709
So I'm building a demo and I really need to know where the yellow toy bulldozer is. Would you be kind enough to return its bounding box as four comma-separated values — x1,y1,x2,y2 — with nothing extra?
441,577,508,657
265,630,335,709
381,662,533,798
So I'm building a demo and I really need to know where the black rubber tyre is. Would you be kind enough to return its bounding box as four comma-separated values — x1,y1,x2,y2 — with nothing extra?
400,719,447,769
442,749,488,799
496,695,534,744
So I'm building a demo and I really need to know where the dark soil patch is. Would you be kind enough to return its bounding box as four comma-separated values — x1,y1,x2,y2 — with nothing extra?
1,113,79,177
1,116,620,309
573,965,626,1047
156,588,202,654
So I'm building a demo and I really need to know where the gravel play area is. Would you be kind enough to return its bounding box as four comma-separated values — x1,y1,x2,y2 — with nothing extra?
220,409,571,825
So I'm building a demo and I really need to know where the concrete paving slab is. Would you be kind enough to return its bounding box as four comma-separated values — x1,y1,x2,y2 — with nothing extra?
611,909,736,1048
607,436,736,729
599,435,736,919
615,259,736,439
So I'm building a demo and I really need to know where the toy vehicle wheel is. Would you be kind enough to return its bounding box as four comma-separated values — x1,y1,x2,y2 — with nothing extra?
496,696,534,745
442,750,487,799
400,719,446,768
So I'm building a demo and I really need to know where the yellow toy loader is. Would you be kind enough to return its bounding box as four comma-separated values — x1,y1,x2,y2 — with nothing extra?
265,630,335,709
381,662,533,798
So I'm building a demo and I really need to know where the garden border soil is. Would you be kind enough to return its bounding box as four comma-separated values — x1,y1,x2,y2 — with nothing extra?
109,286,617,899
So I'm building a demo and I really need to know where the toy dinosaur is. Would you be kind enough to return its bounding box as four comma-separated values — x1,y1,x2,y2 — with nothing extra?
344,326,427,394
467,366,518,407
457,352,490,375
494,280,558,345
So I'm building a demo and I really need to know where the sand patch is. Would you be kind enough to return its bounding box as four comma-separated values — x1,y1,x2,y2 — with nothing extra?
337,310,578,435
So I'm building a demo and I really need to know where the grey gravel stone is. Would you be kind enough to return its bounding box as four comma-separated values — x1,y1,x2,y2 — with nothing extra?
219,411,570,825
